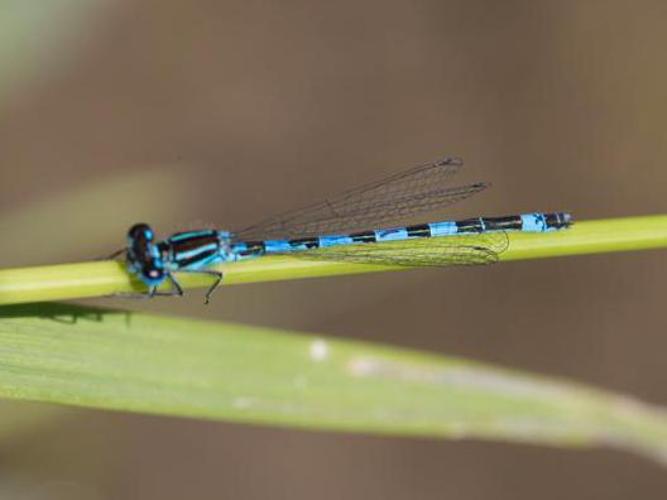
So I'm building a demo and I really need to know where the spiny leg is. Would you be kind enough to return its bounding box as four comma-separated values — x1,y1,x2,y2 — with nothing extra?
150,274,184,298
203,271,223,304
168,273,184,297
179,270,224,304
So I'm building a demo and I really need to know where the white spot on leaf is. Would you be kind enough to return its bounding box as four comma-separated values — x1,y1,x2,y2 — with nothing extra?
232,397,255,409
310,339,329,362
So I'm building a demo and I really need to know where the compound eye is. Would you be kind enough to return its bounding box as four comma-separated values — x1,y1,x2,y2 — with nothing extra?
128,223,154,241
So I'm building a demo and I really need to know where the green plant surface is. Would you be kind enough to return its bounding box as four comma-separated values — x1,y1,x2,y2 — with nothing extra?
0,215,665,305
0,303,665,464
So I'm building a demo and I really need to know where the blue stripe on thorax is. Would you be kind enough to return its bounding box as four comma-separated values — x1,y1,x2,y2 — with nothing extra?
169,230,215,242
169,252,222,271
174,243,219,260
190,253,222,269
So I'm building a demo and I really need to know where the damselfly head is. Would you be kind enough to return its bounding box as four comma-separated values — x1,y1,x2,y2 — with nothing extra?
126,222,167,286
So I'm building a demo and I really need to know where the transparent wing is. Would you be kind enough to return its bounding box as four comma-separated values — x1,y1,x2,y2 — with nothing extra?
282,232,509,267
233,156,488,240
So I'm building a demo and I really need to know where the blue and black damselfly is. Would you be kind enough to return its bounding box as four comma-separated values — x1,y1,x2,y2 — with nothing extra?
118,157,572,302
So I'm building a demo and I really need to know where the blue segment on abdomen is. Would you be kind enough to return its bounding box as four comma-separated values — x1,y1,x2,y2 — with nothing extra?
319,234,354,247
288,241,312,251
264,240,293,253
231,242,247,254
521,213,550,232
428,221,457,236
375,228,408,242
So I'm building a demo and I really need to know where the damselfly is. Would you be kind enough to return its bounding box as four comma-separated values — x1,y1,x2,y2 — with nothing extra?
119,157,572,302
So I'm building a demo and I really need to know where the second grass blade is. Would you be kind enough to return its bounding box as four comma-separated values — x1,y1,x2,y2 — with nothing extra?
0,303,666,464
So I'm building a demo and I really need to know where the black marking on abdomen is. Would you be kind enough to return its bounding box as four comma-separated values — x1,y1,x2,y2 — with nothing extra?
288,237,319,249
480,215,523,231
350,231,376,243
241,241,266,257
406,224,432,238
545,212,571,229
456,218,484,233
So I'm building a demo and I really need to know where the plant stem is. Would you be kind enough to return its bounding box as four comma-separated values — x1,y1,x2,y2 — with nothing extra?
0,215,665,305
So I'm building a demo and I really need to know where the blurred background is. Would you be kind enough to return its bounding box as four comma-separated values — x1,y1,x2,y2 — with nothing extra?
1,0,666,498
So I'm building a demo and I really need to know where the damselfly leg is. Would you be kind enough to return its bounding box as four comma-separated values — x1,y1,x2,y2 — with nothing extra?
177,269,224,304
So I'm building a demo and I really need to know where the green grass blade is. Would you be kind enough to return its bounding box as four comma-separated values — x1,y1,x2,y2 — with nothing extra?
0,215,665,305
0,303,666,464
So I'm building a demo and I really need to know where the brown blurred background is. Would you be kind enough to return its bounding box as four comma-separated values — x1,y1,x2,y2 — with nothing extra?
1,0,666,498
